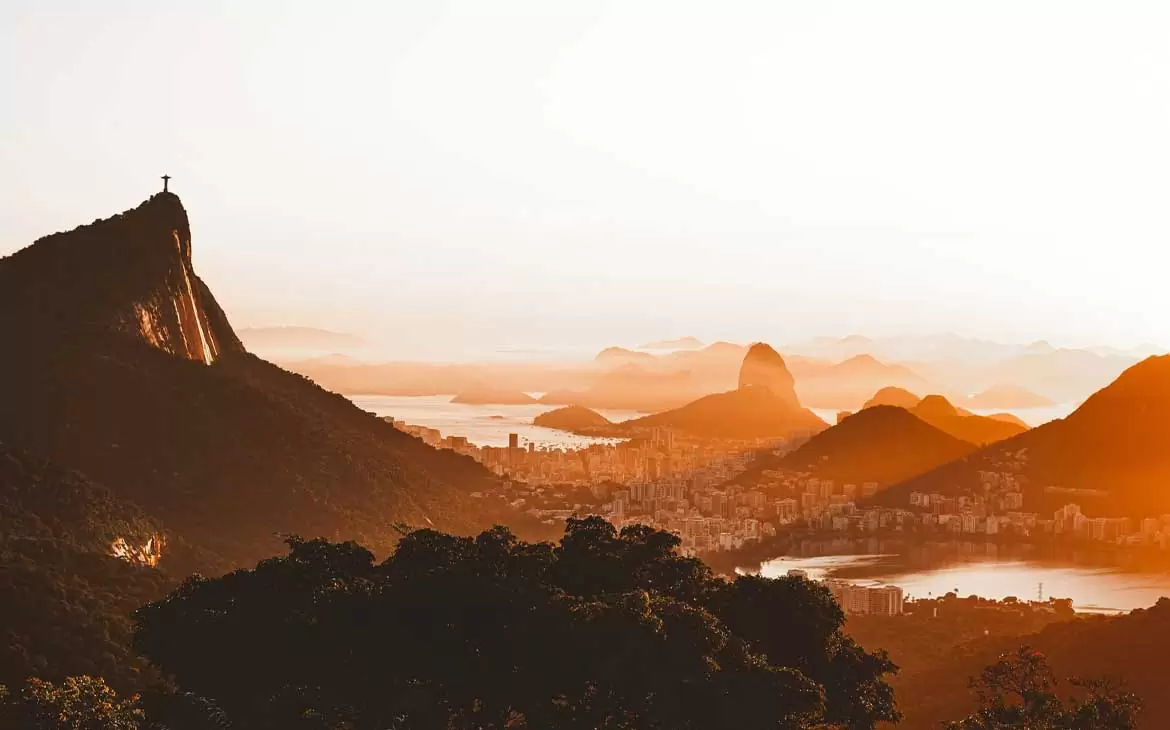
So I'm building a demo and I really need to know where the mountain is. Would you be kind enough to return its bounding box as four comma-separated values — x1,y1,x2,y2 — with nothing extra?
615,344,826,440
540,364,699,412
911,395,1027,446
739,407,976,488
795,354,931,410
862,386,922,410
979,347,1136,404
533,406,615,433
238,326,365,353
877,355,1170,514
594,346,658,365
637,336,704,350
967,383,1055,409
0,194,502,573
738,343,801,406
0,443,174,690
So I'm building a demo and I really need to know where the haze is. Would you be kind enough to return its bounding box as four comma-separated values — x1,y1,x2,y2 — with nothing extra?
4,0,1170,359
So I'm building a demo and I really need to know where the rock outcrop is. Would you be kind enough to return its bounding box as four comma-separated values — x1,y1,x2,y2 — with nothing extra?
738,343,800,406
0,194,505,573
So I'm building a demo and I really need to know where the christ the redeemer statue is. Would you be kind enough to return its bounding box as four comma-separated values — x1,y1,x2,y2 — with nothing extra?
162,174,171,193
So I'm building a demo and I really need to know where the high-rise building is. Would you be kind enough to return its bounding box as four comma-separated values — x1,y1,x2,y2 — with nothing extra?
509,433,519,450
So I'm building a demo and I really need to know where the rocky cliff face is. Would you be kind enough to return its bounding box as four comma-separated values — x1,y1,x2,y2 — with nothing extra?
0,194,502,573
0,192,241,363
737,342,800,406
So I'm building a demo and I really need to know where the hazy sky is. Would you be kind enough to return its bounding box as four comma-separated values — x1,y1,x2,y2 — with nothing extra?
3,0,1170,358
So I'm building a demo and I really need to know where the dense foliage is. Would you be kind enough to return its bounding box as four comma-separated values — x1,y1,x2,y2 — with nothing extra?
944,647,1140,729
842,593,1170,729
0,445,174,691
134,517,898,729
0,676,144,730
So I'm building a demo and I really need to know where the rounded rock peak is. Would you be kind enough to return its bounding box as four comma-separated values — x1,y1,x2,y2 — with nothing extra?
915,394,959,419
737,342,799,405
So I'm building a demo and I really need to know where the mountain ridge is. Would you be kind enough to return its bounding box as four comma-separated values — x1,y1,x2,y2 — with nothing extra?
0,194,506,572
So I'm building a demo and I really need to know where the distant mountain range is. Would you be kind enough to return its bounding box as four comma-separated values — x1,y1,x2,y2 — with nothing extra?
0,194,506,574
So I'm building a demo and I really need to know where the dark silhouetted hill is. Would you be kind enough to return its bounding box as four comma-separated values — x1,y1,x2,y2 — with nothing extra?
619,387,826,440
0,194,501,574
877,356,1170,514
0,443,173,691
735,406,976,488
911,395,1027,446
533,405,616,433
861,386,922,410
880,599,1170,729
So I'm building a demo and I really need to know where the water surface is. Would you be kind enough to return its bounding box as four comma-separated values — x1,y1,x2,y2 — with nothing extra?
759,549,1170,613
350,394,644,449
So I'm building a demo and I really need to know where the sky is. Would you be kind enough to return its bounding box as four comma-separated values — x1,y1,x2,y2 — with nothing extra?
3,0,1170,359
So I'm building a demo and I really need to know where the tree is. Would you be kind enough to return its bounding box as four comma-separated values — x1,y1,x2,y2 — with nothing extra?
945,647,1141,729
0,676,143,730
134,517,899,729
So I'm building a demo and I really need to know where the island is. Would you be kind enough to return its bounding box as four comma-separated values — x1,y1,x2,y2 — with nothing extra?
451,389,538,405
533,405,617,434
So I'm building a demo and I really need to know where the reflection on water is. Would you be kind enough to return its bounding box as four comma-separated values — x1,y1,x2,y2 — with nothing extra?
756,540,1170,613
349,394,644,449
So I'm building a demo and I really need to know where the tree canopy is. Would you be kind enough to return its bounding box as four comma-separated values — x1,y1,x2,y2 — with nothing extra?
944,647,1140,730
133,517,899,729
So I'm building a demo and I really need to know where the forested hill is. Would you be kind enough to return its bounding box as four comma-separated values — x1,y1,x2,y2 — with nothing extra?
0,194,505,574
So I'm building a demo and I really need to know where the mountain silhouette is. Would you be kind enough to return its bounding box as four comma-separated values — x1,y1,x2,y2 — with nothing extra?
0,194,500,573
910,395,1026,446
737,343,801,406
862,386,922,410
533,405,615,433
877,355,1170,514
615,344,826,439
735,406,977,488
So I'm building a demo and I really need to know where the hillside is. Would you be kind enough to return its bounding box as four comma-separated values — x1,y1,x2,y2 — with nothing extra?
878,356,1170,514
861,386,921,410
0,194,503,573
870,599,1170,729
731,406,977,488
533,405,615,433
619,386,827,440
0,443,173,691
911,395,1027,446
773,406,978,486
